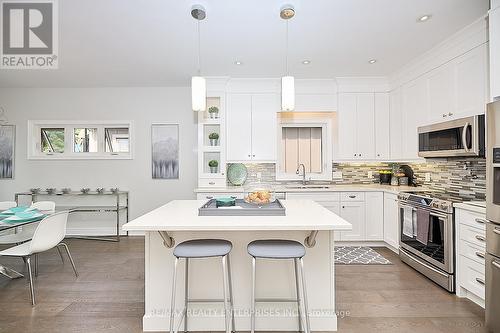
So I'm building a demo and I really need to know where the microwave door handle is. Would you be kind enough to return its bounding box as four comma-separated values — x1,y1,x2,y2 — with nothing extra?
462,122,470,152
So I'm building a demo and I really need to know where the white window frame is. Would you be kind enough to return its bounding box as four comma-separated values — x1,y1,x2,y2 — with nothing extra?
28,120,133,160
276,119,333,181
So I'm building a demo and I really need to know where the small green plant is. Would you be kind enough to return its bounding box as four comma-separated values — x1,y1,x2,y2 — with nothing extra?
209,132,219,140
208,160,219,167
208,106,219,114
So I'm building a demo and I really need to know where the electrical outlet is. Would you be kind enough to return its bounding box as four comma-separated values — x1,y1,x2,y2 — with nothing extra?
425,173,431,182
367,171,373,178
332,171,343,179
256,172,262,180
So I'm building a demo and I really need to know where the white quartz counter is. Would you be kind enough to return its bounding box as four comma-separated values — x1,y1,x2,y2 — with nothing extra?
123,199,352,232
195,184,431,195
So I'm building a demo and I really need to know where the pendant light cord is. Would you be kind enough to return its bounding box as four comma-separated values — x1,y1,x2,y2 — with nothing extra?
197,18,201,76
285,19,289,76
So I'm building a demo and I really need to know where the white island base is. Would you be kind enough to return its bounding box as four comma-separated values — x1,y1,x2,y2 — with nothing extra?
123,200,351,332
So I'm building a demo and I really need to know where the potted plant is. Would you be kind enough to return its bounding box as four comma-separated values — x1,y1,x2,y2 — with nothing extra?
208,132,219,146
208,160,219,173
208,106,219,119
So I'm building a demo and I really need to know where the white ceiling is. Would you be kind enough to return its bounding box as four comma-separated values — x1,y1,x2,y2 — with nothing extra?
0,0,490,88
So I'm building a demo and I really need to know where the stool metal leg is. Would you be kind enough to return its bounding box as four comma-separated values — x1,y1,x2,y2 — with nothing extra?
170,257,179,333
299,258,310,333
226,255,236,333
184,258,189,333
251,257,256,333
221,255,230,333
294,259,303,333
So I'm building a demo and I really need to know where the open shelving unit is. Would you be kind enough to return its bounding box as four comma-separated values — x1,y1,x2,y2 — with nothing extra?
197,93,227,187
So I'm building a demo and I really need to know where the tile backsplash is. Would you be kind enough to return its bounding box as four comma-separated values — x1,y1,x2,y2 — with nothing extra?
228,157,486,201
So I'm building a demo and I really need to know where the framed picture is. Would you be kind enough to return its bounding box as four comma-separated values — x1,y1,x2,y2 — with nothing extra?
0,125,15,179
151,124,179,179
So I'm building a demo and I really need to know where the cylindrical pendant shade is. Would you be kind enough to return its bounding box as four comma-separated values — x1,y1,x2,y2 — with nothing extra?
281,76,295,111
192,76,206,112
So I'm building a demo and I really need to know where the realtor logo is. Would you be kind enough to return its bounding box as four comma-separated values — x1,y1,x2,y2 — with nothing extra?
1,0,58,69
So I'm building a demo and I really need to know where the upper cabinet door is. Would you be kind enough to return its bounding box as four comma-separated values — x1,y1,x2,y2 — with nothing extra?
251,94,279,161
337,93,357,159
455,44,488,117
389,88,403,160
490,7,500,101
356,93,376,159
374,93,390,160
402,77,427,160
427,63,454,123
226,94,252,161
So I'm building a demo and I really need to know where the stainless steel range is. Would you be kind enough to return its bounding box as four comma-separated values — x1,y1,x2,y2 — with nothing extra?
398,192,455,292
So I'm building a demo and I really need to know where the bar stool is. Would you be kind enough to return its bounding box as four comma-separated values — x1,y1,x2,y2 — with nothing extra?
170,239,235,333
247,239,310,333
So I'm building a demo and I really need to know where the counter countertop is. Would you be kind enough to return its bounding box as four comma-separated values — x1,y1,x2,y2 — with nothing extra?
122,199,352,232
453,201,486,214
195,184,431,195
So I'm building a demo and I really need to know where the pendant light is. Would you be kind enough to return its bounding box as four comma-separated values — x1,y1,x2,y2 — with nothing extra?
191,5,206,112
280,5,295,111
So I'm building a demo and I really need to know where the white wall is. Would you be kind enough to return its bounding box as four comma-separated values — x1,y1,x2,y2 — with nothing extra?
0,87,197,233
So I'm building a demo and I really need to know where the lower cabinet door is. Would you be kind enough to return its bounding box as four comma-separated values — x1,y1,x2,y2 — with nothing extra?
340,201,366,241
365,192,384,240
383,194,399,249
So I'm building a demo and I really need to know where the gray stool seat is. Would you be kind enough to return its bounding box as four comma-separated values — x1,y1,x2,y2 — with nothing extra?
247,239,306,259
173,239,232,258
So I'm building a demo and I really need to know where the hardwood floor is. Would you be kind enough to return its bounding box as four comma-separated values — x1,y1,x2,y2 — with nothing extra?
0,238,486,333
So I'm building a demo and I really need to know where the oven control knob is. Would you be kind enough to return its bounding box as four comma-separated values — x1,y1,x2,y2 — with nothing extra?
432,202,439,208
440,203,448,209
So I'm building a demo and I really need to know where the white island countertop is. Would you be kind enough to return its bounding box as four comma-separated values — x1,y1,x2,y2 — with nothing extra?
123,199,352,232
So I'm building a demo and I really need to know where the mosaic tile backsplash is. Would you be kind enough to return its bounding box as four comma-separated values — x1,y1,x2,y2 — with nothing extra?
228,157,486,201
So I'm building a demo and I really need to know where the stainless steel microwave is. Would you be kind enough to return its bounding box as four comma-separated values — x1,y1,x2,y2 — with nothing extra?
417,115,485,158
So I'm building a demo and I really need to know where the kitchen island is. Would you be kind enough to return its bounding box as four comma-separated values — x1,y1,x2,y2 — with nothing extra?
123,199,351,332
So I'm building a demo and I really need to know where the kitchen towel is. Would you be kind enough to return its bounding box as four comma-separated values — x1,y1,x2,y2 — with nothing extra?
403,206,414,237
416,208,431,245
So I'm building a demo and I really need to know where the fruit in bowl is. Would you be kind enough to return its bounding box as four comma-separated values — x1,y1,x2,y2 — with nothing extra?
244,188,275,205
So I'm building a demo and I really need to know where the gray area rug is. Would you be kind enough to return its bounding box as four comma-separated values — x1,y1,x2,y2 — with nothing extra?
335,246,392,265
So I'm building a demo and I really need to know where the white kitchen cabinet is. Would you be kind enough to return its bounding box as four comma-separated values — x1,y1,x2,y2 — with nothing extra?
340,201,366,241
383,193,399,250
402,77,427,160
295,94,337,111
389,88,403,159
227,94,252,161
490,6,500,101
374,93,390,160
365,192,384,240
226,93,279,162
251,94,279,161
454,44,488,117
337,93,375,160
427,63,454,123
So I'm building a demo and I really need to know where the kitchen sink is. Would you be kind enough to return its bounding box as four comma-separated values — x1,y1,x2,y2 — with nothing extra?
285,185,331,189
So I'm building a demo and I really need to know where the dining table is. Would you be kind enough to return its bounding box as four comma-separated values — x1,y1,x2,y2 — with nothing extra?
0,207,46,279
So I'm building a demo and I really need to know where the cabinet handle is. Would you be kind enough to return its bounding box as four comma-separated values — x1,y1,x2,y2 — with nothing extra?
442,114,447,118
448,112,453,116
354,154,357,157
494,227,500,236
349,195,356,198
252,154,255,157
359,154,362,157
206,196,214,199
209,182,215,185
248,154,251,157
475,251,485,259
476,277,485,285
475,235,486,242
342,206,345,209
475,218,486,224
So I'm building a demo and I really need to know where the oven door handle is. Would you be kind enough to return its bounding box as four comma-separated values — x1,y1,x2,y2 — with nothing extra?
462,122,470,152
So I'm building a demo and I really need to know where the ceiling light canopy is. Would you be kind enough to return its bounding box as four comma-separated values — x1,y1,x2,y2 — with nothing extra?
417,14,432,22
281,5,295,111
191,5,206,112
368,59,377,64
302,60,311,65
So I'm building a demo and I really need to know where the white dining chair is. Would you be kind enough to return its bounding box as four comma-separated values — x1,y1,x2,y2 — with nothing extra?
0,201,56,245
0,211,78,305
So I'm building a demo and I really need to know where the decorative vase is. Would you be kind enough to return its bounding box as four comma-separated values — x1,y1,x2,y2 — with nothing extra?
210,166,218,173
209,138,219,146
209,112,218,119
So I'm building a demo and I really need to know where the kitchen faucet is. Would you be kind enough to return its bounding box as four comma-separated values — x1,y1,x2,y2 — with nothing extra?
296,163,307,185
